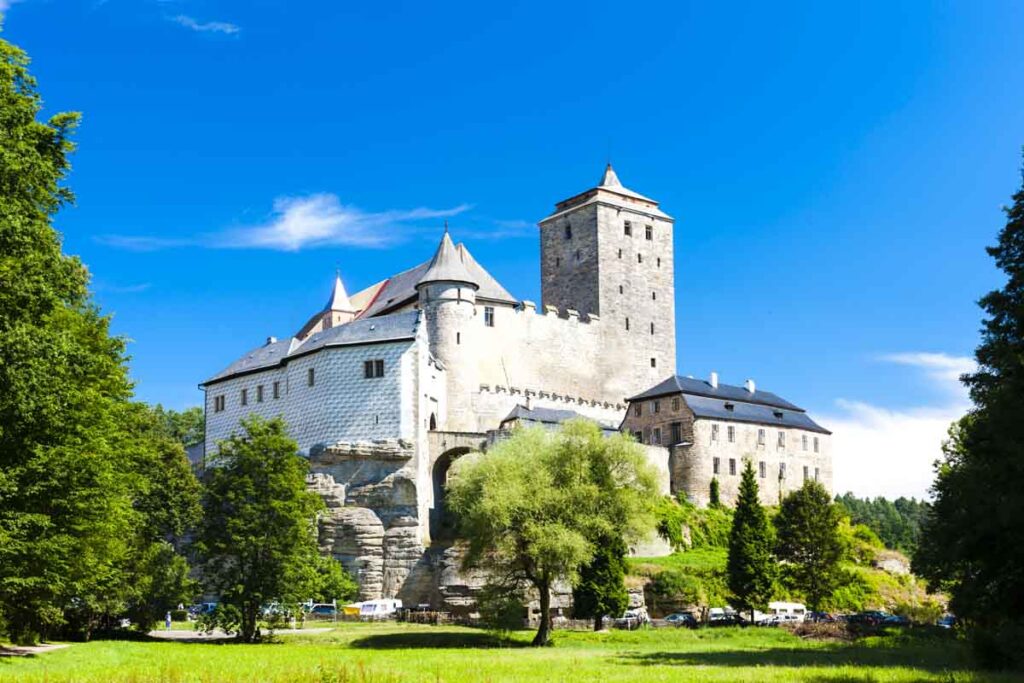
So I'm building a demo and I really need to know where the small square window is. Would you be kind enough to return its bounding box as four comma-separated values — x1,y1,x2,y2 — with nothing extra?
802,434,808,451
711,424,719,442
364,359,385,378
240,388,248,406
727,425,735,443
671,422,682,444
814,437,820,453
759,461,766,478
803,465,809,481
214,395,225,412
307,368,315,387
624,221,632,236
777,431,785,449
650,357,656,368
713,457,720,475
645,225,653,240
256,385,264,403
652,427,661,445
672,397,680,411
653,400,660,414
634,431,643,442
729,458,737,475
484,306,495,327
814,467,820,481
757,428,765,445
273,381,280,399
633,404,641,417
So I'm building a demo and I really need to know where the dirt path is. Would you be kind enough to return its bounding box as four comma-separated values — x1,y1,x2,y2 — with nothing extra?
147,627,333,642
0,643,70,657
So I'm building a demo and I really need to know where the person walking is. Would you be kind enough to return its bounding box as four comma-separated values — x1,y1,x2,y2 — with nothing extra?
165,611,172,630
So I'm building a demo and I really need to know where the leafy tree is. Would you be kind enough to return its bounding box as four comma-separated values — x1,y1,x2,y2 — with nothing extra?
150,404,205,448
197,416,346,642
835,492,929,554
447,420,658,646
709,477,722,508
572,534,629,631
915,161,1024,668
774,480,844,611
726,461,775,622
0,33,139,644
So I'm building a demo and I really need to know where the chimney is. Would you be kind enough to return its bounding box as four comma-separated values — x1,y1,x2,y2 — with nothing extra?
745,378,756,394
266,336,277,345
709,371,719,389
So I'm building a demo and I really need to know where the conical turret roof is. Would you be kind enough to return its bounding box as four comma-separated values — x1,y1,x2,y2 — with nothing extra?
418,230,479,288
599,162,622,188
324,273,357,313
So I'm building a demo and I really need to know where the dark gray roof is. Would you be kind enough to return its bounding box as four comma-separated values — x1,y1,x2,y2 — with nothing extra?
629,375,801,411
501,405,619,433
355,242,517,319
203,311,420,385
683,394,831,435
420,232,477,286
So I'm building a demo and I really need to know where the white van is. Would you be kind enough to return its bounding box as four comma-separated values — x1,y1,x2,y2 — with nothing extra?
768,601,806,623
359,598,403,620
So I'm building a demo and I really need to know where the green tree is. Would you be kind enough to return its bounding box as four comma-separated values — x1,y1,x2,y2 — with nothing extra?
572,534,629,631
835,492,929,554
150,404,205,448
709,477,722,508
0,33,139,644
774,480,844,611
726,461,775,622
197,416,343,642
447,420,658,646
914,164,1024,667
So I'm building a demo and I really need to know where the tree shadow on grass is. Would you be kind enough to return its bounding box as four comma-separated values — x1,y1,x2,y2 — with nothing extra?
349,631,527,650
618,641,967,673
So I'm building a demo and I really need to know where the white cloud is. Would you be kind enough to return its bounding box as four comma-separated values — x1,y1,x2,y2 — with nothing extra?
0,0,22,13
95,282,152,294
97,194,472,252
822,352,975,501
170,14,240,35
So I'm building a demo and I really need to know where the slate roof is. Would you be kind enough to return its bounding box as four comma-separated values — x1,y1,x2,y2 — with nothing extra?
628,375,830,435
542,163,672,222
420,231,477,286
203,311,420,385
501,405,619,433
351,240,517,319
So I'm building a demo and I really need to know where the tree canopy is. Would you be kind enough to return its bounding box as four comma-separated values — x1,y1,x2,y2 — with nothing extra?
727,461,775,621
835,492,929,555
447,420,659,646
915,159,1024,668
774,480,845,612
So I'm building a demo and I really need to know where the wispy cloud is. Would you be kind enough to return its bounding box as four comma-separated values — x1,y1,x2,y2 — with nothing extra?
459,218,536,240
170,14,240,35
93,281,152,294
98,193,472,252
0,0,22,13
822,352,975,500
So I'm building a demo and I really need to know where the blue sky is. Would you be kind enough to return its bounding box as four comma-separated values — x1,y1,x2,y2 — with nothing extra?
4,1,1023,497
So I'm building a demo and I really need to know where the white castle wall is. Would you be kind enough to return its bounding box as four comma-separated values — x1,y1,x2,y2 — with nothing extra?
204,339,418,455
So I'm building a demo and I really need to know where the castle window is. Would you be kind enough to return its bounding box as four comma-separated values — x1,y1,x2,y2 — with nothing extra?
713,457,720,475
757,428,765,446
803,465,809,482
214,395,225,412
672,397,680,411
637,253,643,264
653,400,660,414
634,431,643,442
650,322,655,335
652,291,656,300
633,404,641,417
777,431,785,449
652,427,661,445
814,437,820,453
240,388,248,406
650,357,656,368
779,463,787,479
556,257,560,267
307,368,315,387
564,224,572,239
802,434,808,451
256,385,264,403
364,359,385,379
625,317,630,331
711,424,719,442
484,306,495,327
759,461,766,478
618,249,622,259
456,332,461,345
814,467,820,481
657,257,661,268
619,285,623,294
575,249,581,261
624,221,632,236
729,458,737,475
671,422,682,444
273,381,280,399
727,425,735,442
645,225,653,240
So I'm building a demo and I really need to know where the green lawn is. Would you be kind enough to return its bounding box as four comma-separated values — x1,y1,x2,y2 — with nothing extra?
0,622,1012,683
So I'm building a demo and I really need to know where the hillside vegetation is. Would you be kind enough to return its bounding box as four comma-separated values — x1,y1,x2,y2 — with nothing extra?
631,498,944,619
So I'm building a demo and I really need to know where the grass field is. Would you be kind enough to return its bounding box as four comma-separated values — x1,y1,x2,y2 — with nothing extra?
0,622,1014,683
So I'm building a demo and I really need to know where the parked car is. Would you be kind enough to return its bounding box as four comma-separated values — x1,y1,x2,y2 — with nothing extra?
359,598,402,620
664,612,698,629
614,608,650,630
306,603,337,617
708,614,746,628
882,614,910,627
847,611,889,626
937,615,957,629
806,611,836,623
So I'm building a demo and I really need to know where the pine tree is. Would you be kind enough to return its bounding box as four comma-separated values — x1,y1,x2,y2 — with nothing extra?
572,534,629,631
709,477,722,508
726,461,775,622
775,480,844,611
915,158,1024,668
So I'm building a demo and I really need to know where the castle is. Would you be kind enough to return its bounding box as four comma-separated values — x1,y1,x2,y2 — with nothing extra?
201,165,832,603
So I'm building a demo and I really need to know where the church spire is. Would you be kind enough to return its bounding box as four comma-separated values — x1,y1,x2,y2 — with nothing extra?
324,271,356,313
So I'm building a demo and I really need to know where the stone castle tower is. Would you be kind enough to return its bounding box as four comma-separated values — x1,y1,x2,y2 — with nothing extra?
538,163,677,394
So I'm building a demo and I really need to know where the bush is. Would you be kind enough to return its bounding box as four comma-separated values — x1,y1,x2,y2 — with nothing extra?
655,497,733,551
169,609,189,622
476,584,527,633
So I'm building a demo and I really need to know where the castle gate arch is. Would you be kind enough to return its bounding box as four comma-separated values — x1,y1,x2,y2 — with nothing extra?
430,447,471,541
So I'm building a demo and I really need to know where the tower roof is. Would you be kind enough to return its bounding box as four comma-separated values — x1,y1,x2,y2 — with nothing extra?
599,162,622,188
418,230,479,288
324,272,357,313
541,163,672,223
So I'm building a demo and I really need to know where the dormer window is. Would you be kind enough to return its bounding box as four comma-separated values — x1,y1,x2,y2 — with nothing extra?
724,402,735,411
773,410,784,419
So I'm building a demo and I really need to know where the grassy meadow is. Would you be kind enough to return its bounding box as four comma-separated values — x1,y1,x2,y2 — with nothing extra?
0,621,1013,683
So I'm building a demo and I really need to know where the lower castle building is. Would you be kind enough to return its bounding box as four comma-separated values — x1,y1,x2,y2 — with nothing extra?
200,165,832,605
